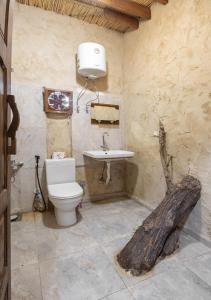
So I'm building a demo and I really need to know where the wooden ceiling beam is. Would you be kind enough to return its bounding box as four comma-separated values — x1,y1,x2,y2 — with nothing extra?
155,0,168,4
104,8,139,32
78,0,151,19
16,0,142,32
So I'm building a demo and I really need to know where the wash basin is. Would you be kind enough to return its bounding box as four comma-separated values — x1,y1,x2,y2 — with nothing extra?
83,150,135,161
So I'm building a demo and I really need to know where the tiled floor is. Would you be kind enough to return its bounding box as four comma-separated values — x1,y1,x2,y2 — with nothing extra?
11,198,211,300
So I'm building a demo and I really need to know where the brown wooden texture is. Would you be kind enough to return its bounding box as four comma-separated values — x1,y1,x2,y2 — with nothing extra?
91,103,119,109
43,87,73,115
7,95,20,155
91,102,120,125
0,1,14,299
159,121,174,194
117,123,201,276
16,0,169,33
104,8,139,32
155,0,168,4
17,0,141,33
79,0,151,19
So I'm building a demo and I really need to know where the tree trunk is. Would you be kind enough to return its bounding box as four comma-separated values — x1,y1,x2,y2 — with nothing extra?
117,122,201,276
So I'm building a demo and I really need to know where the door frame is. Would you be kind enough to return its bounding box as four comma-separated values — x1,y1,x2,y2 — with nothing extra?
0,1,15,299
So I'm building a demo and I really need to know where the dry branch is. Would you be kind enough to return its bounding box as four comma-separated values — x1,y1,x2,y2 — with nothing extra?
159,121,174,194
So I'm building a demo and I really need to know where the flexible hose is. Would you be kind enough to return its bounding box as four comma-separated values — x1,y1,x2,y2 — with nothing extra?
33,155,47,212
35,161,47,211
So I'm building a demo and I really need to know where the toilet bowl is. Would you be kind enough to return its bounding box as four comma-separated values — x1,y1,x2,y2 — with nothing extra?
45,158,83,227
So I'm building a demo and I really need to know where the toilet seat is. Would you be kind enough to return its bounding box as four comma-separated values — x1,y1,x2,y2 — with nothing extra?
48,182,83,200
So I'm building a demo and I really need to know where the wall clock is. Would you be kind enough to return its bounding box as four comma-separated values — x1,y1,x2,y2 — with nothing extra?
43,88,73,114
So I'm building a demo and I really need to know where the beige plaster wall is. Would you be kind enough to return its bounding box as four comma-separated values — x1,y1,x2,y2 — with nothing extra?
124,0,211,242
11,3,125,212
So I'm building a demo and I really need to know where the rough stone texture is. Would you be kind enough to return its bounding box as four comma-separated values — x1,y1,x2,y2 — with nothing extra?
11,3,125,212
123,0,211,242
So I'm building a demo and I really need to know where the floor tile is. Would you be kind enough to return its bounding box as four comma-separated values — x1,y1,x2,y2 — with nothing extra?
102,289,134,300
11,212,35,234
34,210,59,230
184,252,211,287
11,229,38,269
37,223,98,262
175,232,211,260
11,198,211,300
102,234,182,288
101,224,211,287
84,200,148,246
84,213,134,244
129,264,211,300
40,245,124,300
102,235,131,263
12,263,42,300
81,200,150,246
82,199,149,220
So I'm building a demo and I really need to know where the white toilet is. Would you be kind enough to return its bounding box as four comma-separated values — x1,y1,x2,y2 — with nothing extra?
45,158,83,227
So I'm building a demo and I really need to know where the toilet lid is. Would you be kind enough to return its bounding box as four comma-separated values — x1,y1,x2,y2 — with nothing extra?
48,182,83,199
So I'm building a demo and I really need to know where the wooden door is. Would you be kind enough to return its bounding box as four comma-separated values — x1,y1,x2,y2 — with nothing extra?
0,1,17,299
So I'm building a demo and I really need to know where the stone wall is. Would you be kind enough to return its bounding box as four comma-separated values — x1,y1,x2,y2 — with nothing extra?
11,3,125,212
124,0,211,242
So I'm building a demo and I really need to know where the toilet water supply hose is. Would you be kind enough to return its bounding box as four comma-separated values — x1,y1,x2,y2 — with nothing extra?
32,155,47,212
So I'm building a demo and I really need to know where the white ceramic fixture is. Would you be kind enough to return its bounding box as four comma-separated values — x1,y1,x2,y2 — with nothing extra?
77,42,107,79
45,158,83,227
83,150,135,161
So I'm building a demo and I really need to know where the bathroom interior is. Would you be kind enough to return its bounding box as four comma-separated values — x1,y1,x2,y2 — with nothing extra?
1,0,211,299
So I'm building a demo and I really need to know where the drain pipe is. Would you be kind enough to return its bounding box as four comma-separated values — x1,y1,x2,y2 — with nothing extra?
99,161,111,185
32,155,47,212
106,161,111,185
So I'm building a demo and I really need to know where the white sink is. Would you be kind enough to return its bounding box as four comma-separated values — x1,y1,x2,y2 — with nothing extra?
83,150,135,161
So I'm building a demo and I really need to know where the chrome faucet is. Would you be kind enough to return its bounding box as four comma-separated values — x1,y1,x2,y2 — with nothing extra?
101,132,109,151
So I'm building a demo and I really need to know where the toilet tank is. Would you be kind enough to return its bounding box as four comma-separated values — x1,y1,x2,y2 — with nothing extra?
45,158,76,185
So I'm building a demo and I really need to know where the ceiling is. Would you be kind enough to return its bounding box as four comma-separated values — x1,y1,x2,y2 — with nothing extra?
16,0,168,33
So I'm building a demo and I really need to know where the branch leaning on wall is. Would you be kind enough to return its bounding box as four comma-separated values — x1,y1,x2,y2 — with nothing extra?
159,120,174,194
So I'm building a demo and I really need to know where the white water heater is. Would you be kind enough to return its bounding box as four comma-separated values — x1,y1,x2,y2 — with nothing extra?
77,42,107,79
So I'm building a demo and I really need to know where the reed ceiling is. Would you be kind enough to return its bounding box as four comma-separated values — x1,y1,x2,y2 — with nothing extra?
16,0,168,33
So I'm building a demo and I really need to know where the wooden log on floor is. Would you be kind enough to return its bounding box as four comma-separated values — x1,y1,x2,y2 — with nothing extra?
117,122,201,276
117,175,201,275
